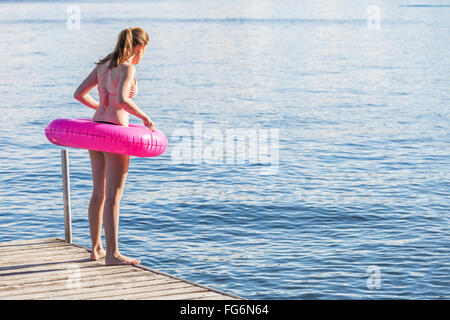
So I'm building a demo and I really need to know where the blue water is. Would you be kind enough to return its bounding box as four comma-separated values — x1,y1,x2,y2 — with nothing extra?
0,0,449,299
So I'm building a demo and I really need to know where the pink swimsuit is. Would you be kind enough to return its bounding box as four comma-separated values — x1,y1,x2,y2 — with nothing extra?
97,67,138,114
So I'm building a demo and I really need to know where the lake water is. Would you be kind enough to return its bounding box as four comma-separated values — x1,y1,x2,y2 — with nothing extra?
0,0,448,299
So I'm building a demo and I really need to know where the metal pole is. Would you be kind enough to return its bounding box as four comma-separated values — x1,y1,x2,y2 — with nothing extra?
61,149,72,243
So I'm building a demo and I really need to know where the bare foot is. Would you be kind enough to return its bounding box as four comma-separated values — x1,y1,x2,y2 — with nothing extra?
90,247,106,261
105,253,141,266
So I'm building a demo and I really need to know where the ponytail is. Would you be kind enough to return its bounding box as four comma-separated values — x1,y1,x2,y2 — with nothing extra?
96,27,149,68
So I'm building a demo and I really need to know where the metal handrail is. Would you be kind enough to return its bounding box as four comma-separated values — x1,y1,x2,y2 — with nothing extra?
61,149,72,243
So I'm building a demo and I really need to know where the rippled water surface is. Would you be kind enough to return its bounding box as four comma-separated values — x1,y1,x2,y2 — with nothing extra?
0,0,449,299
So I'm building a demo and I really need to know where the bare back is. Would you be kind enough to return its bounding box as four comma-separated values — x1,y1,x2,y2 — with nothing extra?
93,62,136,126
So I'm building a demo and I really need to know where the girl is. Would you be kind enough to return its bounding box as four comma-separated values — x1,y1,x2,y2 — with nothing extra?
74,27,155,265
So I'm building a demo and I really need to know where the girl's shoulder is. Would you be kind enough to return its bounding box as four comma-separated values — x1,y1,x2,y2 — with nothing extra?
96,62,109,79
118,62,136,77
120,62,135,71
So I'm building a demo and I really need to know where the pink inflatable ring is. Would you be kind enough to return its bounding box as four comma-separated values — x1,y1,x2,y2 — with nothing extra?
45,118,168,157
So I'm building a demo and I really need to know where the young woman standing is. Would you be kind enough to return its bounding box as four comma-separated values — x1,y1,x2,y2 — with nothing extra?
74,27,155,265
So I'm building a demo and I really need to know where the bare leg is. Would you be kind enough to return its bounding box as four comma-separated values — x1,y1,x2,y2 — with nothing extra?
103,152,140,266
88,150,106,260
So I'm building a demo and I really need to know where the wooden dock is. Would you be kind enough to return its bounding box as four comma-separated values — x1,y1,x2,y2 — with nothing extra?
0,238,243,300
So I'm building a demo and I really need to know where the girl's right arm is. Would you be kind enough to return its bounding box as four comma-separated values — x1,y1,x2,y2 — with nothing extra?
117,64,155,131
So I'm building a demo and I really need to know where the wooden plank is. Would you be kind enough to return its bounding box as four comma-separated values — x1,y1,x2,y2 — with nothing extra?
62,280,197,300
0,241,86,256
110,285,237,300
135,286,210,300
0,240,81,254
0,238,243,300
0,265,140,287
8,274,189,300
163,291,235,300
0,256,101,278
0,251,91,267
0,238,61,247
1,274,172,298
0,241,69,253
0,249,89,266
113,285,208,300
133,264,241,299
0,269,163,295
0,246,89,265
194,294,237,300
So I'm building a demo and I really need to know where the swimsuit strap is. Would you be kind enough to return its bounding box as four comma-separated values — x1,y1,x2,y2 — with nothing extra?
97,67,115,114
110,68,119,88
98,67,110,86
97,66,137,114
108,68,136,92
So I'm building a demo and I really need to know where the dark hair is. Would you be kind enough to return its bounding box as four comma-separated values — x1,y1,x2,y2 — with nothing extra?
96,27,149,68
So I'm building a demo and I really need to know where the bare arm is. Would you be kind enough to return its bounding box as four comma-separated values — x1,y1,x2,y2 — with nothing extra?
117,64,155,131
74,66,100,110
